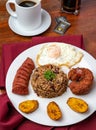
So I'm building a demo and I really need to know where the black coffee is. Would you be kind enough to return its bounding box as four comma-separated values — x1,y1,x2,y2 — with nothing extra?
19,1,36,7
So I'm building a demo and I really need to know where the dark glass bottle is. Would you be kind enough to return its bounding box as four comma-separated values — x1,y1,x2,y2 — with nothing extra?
61,0,81,15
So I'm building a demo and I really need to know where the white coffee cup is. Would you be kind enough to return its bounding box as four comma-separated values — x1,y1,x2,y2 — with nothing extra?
6,0,41,30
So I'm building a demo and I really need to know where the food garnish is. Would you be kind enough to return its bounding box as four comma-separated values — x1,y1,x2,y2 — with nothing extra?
44,70,56,81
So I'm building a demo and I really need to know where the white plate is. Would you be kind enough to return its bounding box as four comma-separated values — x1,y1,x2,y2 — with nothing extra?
6,42,96,126
8,9,51,36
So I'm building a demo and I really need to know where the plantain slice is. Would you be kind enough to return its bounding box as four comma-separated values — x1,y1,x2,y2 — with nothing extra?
47,101,62,120
18,100,39,114
67,97,88,113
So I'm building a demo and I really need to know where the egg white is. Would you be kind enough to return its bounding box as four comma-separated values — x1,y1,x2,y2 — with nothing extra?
36,43,83,68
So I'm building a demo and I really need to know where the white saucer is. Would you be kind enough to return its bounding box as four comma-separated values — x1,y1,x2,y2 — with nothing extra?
8,9,51,36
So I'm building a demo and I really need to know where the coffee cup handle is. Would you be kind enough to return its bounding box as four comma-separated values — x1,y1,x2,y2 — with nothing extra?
6,0,17,18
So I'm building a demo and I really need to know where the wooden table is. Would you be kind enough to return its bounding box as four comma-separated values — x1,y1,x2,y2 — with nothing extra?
0,0,96,59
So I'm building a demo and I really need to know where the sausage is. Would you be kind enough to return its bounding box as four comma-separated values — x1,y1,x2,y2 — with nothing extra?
12,57,35,95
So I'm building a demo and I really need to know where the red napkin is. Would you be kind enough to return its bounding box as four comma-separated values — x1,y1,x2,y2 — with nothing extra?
0,35,96,130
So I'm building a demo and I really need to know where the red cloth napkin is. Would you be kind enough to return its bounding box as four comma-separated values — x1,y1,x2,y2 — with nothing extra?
0,35,96,130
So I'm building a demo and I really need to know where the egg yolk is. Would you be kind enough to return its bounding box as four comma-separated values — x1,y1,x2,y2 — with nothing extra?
47,45,61,59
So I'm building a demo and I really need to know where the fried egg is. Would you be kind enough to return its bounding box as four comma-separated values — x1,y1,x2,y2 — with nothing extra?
36,42,83,68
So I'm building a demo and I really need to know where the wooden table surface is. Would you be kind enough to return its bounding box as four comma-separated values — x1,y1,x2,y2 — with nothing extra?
0,0,96,59
0,0,96,93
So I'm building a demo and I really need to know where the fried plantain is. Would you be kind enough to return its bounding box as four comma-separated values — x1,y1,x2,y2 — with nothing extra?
67,97,88,113
47,101,62,120
18,100,39,113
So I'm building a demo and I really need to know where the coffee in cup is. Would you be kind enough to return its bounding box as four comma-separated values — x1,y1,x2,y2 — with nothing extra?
19,1,36,7
6,0,41,30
